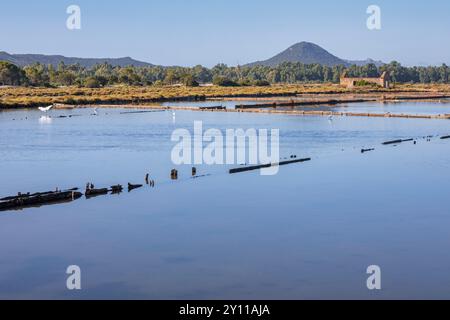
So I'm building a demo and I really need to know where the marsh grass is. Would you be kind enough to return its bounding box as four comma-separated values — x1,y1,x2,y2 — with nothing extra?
1,83,449,108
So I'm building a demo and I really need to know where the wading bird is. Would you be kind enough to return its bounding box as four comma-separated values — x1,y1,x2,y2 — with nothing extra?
38,105,54,113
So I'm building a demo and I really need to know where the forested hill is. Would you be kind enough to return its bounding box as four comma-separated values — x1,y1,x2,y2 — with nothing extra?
246,42,384,67
1,42,384,69
0,51,153,68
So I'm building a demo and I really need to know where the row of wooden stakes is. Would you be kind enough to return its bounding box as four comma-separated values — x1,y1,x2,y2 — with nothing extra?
171,167,197,180
2,134,449,212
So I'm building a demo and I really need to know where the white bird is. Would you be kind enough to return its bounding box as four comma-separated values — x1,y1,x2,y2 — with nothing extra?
38,105,54,113
93,108,98,115
328,115,334,121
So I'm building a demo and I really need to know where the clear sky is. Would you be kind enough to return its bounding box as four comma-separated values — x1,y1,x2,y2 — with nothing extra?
1,0,449,67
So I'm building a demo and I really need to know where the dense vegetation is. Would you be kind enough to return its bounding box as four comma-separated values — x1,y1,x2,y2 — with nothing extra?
0,60,449,88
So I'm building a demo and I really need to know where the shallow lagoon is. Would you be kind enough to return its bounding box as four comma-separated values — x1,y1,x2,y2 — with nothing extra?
335,100,450,115
163,99,450,115
0,103,449,299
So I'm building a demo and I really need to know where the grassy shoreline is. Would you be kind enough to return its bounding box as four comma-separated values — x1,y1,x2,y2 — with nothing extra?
1,83,450,109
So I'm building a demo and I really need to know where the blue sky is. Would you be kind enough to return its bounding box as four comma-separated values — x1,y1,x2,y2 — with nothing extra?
1,0,449,67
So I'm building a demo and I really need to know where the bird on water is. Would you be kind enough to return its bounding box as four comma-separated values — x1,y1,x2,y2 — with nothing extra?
38,105,54,113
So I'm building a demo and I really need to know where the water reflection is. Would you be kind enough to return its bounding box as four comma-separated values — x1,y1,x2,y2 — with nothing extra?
39,115,53,125
0,102,450,299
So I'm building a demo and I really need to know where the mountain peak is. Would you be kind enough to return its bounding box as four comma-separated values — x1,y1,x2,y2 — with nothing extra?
246,42,384,68
289,41,320,48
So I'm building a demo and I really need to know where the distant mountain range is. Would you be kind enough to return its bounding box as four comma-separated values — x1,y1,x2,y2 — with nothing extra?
245,42,385,67
0,51,153,68
1,42,384,68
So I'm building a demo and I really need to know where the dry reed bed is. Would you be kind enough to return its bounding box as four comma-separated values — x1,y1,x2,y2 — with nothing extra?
2,83,450,109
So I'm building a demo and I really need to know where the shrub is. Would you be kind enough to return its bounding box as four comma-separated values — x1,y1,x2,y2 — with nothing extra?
213,76,239,87
253,80,271,87
238,78,253,86
183,74,199,87
84,77,101,88
354,80,381,87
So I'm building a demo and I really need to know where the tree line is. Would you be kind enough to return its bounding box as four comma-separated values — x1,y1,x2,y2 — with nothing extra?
0,60,449,87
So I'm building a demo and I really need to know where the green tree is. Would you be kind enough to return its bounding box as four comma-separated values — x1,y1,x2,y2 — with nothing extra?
164,69,180,85
23,63,50,86
0,61,27,86
192,65,212,83
439,64,449,83
57,71,76,86
182,74,199,87
118,67,142,85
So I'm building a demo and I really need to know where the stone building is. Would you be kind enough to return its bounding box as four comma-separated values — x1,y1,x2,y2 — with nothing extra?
340,71,390,88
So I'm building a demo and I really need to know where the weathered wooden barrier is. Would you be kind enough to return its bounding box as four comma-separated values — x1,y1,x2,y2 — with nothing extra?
382,139,402,145
47,101,450,121
171,169,179,180
229,158,311,174
128,183,143,192
0,190,82,211
230,163,272,174
185,104,450,120
85,188,109,198
199,106,226,111
235,99,371,110
382,138,414,145
0,188,79,201
120,110,165,114
278,158,312,166
2,130,448,212
110,185,124,194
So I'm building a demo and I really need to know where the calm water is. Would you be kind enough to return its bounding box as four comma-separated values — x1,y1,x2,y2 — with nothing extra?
334,100,450,115
162,100,273,110
163,98,450,115
0,102,450,299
